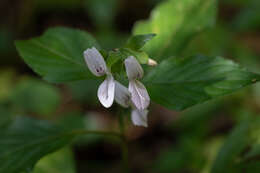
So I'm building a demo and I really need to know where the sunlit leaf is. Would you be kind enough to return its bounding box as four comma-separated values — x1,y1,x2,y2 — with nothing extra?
144,55,260,110
133,0,217,60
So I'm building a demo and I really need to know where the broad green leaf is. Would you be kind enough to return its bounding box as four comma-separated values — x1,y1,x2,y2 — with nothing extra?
33,147,75,173
211,121,250,173
144,55,260,110
133,0,217,60
125,34,156,51
10,78,61,115
0,117,74,173
15,27,99,83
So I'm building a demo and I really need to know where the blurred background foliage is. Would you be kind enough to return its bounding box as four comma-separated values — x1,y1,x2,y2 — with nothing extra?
0,0,260,172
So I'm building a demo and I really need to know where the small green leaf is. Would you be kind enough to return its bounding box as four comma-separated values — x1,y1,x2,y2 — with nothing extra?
125,34,156,51
211,121,250,173
0,117,74,173
121,48,149,64
15,27,100,83
133,0,217,60
144,55,260,110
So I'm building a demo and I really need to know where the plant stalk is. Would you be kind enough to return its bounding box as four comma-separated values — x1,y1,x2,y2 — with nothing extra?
118,111,129,173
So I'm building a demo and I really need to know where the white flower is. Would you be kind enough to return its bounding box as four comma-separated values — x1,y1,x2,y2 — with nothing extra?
84,49,150,127
114,81,131,108
84,47,115,108
114,81,149,127
124,56,150,110
131,109,148,127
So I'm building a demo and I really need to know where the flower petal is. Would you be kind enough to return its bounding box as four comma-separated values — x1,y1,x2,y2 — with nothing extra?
115,81,131,108
124,56,144,80
97,75,115,108
131,109,148,127
84,47,107,76
129,80,150,110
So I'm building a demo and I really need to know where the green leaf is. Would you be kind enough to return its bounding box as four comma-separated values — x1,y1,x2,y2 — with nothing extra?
0,117,74,173
33,147,75,173
211,121,250,173
133,0,217,60
125,34,156,51
15,27,100,83
144,55,260,110
11,78,61,115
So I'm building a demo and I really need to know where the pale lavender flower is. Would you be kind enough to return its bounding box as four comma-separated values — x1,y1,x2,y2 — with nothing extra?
124,56,150,110
114,81,149,127
84,49,150,127
131,109,148,127
84,47,115,108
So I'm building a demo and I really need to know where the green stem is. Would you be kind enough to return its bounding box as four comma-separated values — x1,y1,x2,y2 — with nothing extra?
68,130,122,138
67,111,130,173
118,112,129,173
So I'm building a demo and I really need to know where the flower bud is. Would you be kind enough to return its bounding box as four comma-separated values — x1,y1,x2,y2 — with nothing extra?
147,58,158,66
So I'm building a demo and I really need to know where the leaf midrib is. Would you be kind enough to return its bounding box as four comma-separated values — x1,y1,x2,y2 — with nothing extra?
32,40,85,67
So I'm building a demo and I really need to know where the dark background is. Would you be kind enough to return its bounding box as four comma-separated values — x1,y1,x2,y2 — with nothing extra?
0,0,260,172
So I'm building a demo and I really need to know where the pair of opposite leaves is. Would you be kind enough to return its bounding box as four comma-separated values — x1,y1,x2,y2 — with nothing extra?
84,47,150,127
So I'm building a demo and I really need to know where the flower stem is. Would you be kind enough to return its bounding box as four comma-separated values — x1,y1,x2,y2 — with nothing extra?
67,111,130,173
68,129,122,138
118,111,130,173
